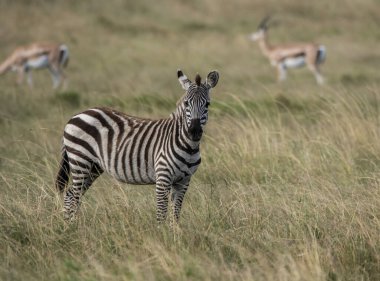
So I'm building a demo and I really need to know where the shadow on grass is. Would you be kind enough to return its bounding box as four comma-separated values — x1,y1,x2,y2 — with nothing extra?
50,91,82,108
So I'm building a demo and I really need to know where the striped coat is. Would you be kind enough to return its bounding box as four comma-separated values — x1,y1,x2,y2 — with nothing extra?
56,69,219,222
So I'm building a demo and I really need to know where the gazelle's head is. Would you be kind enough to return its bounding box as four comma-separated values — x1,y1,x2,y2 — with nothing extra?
249,16,271,41
177,69,219,141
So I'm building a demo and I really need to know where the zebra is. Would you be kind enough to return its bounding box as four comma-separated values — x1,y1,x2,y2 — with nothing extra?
56,69,219,222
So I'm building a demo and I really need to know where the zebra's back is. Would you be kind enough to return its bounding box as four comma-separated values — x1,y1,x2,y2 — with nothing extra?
63,107,163,184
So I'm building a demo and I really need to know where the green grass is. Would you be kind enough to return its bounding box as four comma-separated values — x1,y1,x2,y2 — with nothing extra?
0,0,380,280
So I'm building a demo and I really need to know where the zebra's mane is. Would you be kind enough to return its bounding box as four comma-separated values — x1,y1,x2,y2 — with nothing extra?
170,94,186,119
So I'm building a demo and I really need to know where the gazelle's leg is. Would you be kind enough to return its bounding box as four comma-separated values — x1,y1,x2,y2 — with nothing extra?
308,64,324,85
60,70,68,90
315,72,324,85
26,69,33,88
48,65,61,89
16,67,25,85
306,50,325,85
277,63,287,82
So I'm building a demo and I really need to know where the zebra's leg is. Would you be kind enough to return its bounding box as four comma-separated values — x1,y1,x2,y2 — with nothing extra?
155,181,171,223
64,163,102,221
171,182,189,222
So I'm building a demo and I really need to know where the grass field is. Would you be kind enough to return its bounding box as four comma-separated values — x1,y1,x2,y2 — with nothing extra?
0,0,380,280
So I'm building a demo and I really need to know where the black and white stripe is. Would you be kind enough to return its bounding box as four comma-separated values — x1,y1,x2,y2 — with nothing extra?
56,69,219,222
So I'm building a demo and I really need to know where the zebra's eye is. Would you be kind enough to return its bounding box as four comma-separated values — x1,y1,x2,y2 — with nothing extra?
184,100,189,107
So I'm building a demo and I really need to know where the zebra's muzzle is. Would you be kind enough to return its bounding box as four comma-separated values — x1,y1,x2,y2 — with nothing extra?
188,119,203,141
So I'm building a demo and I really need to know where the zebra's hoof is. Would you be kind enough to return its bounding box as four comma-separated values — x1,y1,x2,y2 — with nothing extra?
63,211,76,222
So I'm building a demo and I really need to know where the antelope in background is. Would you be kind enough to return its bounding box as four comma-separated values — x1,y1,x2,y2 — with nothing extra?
249,16,326,85
0,43,69,89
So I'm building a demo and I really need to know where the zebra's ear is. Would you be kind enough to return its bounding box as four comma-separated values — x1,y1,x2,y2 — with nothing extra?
206,71,219,89
177,69,191,90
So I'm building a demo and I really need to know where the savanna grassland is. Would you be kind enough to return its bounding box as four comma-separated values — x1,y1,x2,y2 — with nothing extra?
0,0,380,280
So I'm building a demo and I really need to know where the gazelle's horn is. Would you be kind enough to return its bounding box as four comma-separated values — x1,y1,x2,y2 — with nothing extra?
258,15,271,30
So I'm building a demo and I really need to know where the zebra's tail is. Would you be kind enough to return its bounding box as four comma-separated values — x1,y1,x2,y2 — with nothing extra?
56,146,70,193
58,44,69,68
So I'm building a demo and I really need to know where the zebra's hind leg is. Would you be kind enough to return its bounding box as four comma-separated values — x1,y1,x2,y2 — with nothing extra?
63,163,103,221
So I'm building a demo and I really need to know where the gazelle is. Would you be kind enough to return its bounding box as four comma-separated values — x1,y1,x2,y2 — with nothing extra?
0,43,69,89
249,17,326,84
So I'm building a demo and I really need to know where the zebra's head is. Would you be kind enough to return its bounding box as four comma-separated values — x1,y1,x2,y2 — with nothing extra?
177,69,219,141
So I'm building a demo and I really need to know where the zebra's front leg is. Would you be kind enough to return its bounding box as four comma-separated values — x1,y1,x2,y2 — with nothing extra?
155,182,171,223
171,182,189,222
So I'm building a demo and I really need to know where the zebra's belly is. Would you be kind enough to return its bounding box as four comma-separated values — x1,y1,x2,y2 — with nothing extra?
116,177,156,185
25,55,49,69
111,162,200,186
110,162,156,185
283,56,306,68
